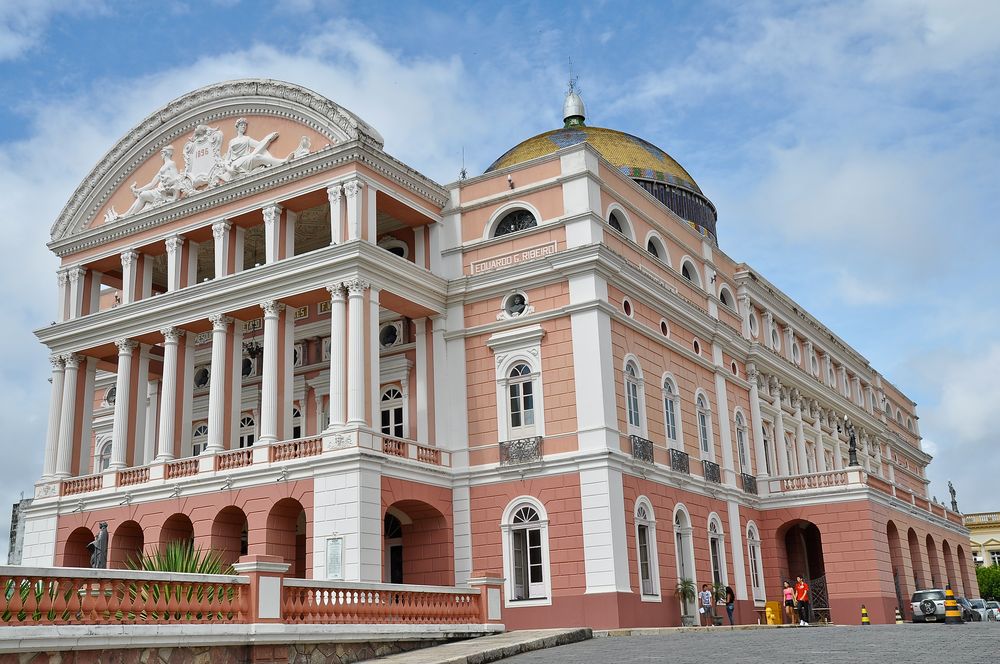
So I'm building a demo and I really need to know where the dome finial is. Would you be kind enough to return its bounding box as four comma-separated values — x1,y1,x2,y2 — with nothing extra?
563,58,585,127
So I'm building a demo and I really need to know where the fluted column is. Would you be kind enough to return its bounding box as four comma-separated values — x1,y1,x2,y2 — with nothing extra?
156,328,184,460
42,355,66,478
346,278,369,425
344,179,362,241
56,270,69,322
212,220,232,278
66,266,86,319
793,393,808,474
165,236,184,292
812,404,827,473
120,250,138,304
747,365,768,477
327,184,343,245
326,284,347,429
259,301,284,445
55,354,83,477
771,381,790,476
263,204,282,264
206,314,233,452
110,339,137,469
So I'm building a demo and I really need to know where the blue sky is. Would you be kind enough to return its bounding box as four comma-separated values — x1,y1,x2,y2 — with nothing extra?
1,1,999,558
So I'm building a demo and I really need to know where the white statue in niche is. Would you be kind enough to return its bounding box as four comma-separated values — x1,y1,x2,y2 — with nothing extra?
122,145,183,217
222,117,286,178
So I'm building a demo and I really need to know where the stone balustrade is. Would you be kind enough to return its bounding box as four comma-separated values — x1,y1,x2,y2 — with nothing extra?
282,580,482,625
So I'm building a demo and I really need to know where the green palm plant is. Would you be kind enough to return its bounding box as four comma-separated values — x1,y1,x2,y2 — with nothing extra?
675,577,697,619
124,541,236,622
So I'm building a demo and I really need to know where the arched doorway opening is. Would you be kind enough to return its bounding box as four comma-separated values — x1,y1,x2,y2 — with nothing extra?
957,544,972,596
673,505,697,621
212,506,248,568
110,520,144,569
266,498,307,578
907,528,925,589
886,521,907,618
383,500,453,586
160,513,194,553
63,527,94,568
779,520,827,622
925,534,941,587
942,540,957,591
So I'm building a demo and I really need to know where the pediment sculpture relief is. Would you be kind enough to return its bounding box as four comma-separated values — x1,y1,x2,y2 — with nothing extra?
105,118,313,223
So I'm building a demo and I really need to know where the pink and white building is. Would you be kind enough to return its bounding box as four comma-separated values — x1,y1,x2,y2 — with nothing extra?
18,79,976,627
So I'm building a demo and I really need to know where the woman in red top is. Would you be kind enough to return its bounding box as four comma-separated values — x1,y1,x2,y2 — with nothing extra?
795,576,811,626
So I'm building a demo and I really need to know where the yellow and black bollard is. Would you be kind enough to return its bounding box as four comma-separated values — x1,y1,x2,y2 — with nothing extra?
895,607,904,624
944,584,963,625
861,604,871,625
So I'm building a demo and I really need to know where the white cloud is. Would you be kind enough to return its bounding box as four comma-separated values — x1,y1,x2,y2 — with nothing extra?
0,1,104,60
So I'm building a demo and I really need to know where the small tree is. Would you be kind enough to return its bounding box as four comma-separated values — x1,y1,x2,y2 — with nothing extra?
977,565,1000,600
675,577,697,619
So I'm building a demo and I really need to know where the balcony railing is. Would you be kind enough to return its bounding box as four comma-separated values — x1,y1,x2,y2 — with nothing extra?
61,474,103,496
380,436,449,467
164,458,198,479
117,466,149,487
629,435,654,464
741,472,758,495
669,448,690,474
499,436,543,466
270,437,322,462
216,448,252,471
702,460,722,484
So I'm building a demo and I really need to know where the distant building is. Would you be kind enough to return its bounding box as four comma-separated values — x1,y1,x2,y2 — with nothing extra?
17,79,975,626
8,497,32,565
965,512,1000,567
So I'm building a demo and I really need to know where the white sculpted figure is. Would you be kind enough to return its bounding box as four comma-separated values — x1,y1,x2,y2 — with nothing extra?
124,145,182,216
286,136,311,161
223,117,285,178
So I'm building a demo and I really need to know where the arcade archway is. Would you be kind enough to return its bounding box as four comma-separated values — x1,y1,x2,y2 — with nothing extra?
779,520,828,622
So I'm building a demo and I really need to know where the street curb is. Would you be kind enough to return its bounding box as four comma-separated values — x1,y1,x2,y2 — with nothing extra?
595,624,840,636
375,628,593,664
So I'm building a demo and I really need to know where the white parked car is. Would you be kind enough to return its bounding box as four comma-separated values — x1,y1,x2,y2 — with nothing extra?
986,600,1000,621
969,598,989,621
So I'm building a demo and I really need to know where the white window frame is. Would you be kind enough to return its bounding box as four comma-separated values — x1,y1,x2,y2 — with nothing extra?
718,284,735,310
662,374,682,448
95,438,112,473
634,497,661,600
623,356,645,436
500,496,552,607
485,201,543,240
488,325,546,441
291,405,302,439
734,410,749,474
238,414,256,448
380,385,406,438
695,390,714,460
192,423,208,456
673,504,697,615
746,521,765,602
644,231,670,266
708,513,728,587
605,203,635,242
679,256,702,288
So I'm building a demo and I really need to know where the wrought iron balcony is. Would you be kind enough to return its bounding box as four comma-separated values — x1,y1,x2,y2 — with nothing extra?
499,436,543,466
669,448,690,474
741,472,758,495
702,459,722,484
629,435,654,464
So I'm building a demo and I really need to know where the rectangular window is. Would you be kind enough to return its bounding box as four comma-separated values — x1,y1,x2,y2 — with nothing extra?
627,382,640,428
698,412,710,453
664,397,677,441
737,428,748,473
638,524,653,595
710,537,723,585
749,542,762,595
991,551,1000,566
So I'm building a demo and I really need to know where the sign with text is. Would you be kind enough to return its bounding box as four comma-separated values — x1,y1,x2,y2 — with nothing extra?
469,241,557,275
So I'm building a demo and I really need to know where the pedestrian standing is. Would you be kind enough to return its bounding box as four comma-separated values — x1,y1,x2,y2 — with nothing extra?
782,580,795,625
724,585,736,625
699,584,714,626
795,576,811,626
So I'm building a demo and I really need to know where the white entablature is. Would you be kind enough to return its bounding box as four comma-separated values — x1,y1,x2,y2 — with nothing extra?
50,79,385,243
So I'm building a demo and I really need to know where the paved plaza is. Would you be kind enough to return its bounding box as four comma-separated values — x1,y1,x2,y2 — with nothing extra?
502,624,1000,663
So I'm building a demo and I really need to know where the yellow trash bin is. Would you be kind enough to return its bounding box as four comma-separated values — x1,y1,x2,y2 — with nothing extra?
765,600,783,625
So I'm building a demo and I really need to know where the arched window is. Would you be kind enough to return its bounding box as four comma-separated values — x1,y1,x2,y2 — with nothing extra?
192,423,208,456
673,505,696,615
634,498,659,598
708,516,727,586
696,393,712,456
680,260,701,287
735,411,748,474
493,209,537,237
507,363,536,436
238,415,256,448
501,499,551,604
292,407,302,439
624,360,644,433
762,423,773,474
907,417,914,433
103,386,116,407
662,377,679,445
96,439,112,472
896,409,903,425
380,387,405,438
646,240,659,257
746,523,765,601
609,211,624,234
719,286,734,309
884,400,892,417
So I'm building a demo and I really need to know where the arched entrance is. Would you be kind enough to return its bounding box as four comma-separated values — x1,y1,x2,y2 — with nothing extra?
942,540,957,591
266,498,307,578
160,513,195,553
907,528,925,589
212,506,248,568
925,534,941,587
957,545,972,596
780,520,827,622
673,506,697,621
886,521,907,618
110,520,144,569
63,526,94,568
383,500,452,586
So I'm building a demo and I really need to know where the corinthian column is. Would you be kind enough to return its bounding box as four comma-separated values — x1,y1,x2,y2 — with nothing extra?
746,365,768,477
110,339,137,469
212,220,232,279
326,283,347,428
54,353,83,477
346,278,369,425
771,380,790,476
327,184,343,245
165,235,184,292
792,392,808,474
156,328,184,460
120,250,138,304
259,301,285,445
206,314,233,452
42,355,65,478
344,179,362,241
263,204,282,264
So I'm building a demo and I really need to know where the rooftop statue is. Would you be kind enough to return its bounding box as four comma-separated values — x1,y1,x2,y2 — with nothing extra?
121,146,182,217
223,117,286,178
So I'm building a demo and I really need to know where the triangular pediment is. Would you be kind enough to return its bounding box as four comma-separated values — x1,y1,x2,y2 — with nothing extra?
51,79,384,242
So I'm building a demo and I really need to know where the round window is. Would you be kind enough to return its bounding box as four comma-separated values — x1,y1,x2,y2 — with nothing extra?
811,355,819,375
693,339,701,355
660,320,669,337
731,361,738,376
749,311,759,337
623,298,633,317
379,324,399,347
503,292,528,317
792,343,801,363
105,386,116,406
771,329,780,350
194,367,210,388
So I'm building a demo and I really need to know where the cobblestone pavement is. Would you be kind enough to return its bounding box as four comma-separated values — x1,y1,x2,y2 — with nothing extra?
502,623,1000,663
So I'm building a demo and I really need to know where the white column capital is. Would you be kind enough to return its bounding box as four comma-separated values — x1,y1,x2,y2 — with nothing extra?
262,203,283,226
114,339,138,355
345,277,370,295
56,269,69,287
327,183,342,203
49,354,65,370
61,353,84,369
326,283,347,300
209,314,234,331
66,266,86,283
259,300,286,318
165,235,185,254
212,219,232,238
343,179,362,199
120,249,138,268
159,327,186,343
